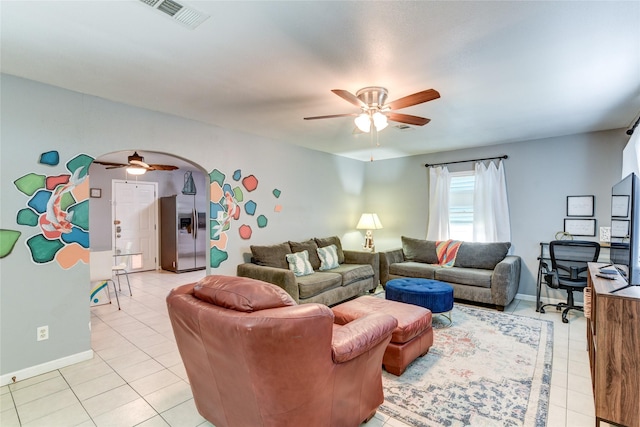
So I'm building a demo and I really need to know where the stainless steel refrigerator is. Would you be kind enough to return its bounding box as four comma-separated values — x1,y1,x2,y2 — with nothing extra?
160,191,206,272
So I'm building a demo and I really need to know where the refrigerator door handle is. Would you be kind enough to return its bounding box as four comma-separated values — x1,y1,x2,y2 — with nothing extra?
192,208,197,240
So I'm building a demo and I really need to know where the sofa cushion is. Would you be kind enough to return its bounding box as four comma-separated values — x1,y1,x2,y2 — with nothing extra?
401,236,439,264
289,239,321,270
331,263,375,286
250,242,291,269
315,236,345,264
318,244,340,271
454,242,511,269
435,267,493,288
389,262,440,280
297,272,342,299
286,250,314,277
194,275,296,312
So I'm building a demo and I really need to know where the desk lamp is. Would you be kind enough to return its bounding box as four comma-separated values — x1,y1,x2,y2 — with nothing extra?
356,213,383,251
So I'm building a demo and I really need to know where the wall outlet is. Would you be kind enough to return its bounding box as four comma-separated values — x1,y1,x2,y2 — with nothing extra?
37,325,49,341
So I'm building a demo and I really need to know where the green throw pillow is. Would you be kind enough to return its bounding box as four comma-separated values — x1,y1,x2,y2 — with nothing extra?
285,250,314,277
317,244,340,271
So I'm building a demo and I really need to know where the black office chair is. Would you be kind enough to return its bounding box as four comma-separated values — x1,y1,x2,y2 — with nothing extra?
539,240,600,323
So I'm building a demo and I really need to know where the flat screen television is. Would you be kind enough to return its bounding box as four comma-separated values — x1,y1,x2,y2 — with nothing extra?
610,172,640,292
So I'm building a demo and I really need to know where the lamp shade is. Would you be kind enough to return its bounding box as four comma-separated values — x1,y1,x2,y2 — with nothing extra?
356,213,383,230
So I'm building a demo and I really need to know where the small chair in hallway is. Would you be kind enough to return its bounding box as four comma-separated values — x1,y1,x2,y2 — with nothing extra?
112,242,133,296
90,251,120,310
539,240,600,323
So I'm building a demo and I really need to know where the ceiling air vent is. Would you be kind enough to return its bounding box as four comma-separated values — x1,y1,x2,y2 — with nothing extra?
138,0,209,30
393,124,415,132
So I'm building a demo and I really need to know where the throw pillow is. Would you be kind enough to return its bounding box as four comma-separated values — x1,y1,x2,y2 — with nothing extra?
286,250,315,277
317,244,340,270
435,239,462,267
289,239,321,270
314,236,345,264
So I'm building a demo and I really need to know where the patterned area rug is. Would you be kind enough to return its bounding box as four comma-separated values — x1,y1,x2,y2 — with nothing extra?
379,304,553,427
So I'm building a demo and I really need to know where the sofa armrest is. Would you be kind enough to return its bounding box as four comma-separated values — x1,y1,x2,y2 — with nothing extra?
236,263,300,302
331,313,397,364
379,249,405,286
490,255,521,307
343,250,380,287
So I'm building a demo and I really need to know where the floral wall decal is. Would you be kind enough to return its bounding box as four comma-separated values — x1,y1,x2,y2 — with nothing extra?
13,152,93,268
208,168,281,267
0,229,21,258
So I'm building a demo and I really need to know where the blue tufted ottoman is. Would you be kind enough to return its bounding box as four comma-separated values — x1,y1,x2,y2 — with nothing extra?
386,278,454,324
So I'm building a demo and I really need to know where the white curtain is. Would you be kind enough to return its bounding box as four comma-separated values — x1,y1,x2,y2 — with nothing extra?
473,160,511,242
426,166,451,240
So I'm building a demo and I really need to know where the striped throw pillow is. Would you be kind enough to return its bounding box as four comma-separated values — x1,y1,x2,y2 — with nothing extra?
317,244,340,271
285,250,314,276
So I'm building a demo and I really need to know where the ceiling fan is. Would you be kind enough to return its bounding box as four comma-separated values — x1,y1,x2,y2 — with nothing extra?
93,151,179,174
304,86,440,132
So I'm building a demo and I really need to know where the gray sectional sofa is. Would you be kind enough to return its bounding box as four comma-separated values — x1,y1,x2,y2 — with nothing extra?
237,236,378,306
380,236,521,310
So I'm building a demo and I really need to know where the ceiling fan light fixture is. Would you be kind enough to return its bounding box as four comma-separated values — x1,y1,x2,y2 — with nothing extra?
355,113,371,133
126,166,147,175
372,112,388,131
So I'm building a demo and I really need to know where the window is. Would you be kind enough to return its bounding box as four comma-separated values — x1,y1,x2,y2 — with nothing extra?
449,171,475,241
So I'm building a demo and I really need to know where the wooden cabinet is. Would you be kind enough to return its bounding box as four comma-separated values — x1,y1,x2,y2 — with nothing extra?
586,263,640,427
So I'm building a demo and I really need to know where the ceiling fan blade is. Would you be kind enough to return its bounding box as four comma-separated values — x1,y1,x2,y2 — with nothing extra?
129,159,151,169
93,160,127,167
331,89,367,109
386,112,431,126
148,164,179,171
385,89,440,111
304,113,359,120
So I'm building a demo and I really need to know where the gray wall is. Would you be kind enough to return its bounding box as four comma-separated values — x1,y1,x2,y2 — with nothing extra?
365,129,627,300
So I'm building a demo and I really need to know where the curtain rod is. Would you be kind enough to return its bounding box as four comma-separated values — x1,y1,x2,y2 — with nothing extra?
424,155,508,168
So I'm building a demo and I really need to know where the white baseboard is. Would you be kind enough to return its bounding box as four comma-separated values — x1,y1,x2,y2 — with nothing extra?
1,350,94,387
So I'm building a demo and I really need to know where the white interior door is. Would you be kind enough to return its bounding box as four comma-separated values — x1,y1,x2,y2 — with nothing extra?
112,180,158,272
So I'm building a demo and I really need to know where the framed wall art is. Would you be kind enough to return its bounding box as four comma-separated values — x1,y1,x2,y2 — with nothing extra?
566,195,594,217
564,218,596,236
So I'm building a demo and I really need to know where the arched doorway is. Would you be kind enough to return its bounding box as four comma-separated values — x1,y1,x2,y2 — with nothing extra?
88,150,209,281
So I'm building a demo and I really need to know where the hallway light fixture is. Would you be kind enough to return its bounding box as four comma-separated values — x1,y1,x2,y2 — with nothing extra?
126,166,147,175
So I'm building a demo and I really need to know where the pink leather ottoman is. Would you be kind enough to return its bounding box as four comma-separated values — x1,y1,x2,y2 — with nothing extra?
332,296,433,376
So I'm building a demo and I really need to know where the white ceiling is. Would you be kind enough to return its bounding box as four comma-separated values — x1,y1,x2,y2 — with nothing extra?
2,1,639,162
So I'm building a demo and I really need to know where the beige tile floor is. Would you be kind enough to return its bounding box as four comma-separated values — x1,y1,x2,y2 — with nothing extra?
0,269,607,427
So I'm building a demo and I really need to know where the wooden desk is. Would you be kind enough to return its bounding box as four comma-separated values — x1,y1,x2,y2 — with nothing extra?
586,263,640,427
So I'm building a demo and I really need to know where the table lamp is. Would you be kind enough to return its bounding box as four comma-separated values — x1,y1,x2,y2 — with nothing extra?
356,213,383,251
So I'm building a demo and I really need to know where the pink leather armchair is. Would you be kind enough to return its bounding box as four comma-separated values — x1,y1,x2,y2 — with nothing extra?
167,275,397,427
